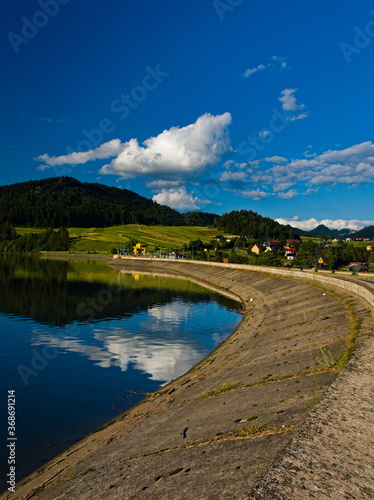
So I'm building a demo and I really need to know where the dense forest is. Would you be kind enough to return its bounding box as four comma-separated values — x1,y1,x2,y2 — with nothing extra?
0,223,69,253
0,177,213,227
215,209,300,242
293,240,373,269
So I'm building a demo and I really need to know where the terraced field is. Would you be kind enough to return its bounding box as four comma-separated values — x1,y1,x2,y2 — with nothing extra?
67,225,231,252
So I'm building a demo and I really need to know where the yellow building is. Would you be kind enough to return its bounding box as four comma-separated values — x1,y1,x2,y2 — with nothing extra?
251,244,262,255
133,243,146,255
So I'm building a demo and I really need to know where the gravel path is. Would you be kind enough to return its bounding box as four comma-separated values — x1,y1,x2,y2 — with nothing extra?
250,318,374,499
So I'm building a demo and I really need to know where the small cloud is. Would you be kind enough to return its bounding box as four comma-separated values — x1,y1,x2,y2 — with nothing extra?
259,130,270,138
278,88,309,121
243,56,287,78
277,189,298,199
264,156,288,163
227,188,270,200
222,160,235,169
288,113,308,121
302,188,319,195
244,63,266,78
219,171,248,182
146,180,183,190
152,187,201,210
279,88,304,111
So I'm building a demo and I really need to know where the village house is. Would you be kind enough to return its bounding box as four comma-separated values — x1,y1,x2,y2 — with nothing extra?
264,240,282,252
285,247,297,260
251,244,263,255
347,262,369,273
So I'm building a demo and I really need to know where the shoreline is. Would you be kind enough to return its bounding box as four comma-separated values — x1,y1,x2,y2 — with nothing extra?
4,255,374,499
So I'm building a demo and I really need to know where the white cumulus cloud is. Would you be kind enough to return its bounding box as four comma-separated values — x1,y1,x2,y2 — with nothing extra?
152,187,208,210
35,113,233,180
100,112,232,179
238,141,374,198
36,139,125,167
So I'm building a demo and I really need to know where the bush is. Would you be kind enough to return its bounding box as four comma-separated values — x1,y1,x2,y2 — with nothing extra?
228,254,249,264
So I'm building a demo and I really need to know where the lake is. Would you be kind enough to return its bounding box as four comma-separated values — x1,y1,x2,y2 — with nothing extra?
0,255,242,492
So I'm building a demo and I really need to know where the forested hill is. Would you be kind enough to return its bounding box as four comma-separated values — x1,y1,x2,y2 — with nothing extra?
351,225,374,239
0,177,301,240
216,209,300,241
0,177,214,227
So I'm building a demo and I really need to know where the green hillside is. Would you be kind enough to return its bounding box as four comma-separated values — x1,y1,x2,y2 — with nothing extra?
67,224,229,252
0,177,213,227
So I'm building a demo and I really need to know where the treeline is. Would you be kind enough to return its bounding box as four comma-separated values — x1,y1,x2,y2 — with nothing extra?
215,209,299,241
0,177,215,228
295,240,373,269
0,224,69,253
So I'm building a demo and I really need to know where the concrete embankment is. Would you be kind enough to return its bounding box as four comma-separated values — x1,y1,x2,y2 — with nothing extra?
4,257,373,499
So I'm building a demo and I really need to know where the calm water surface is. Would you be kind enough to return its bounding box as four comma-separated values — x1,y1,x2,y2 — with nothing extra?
0,255,241,491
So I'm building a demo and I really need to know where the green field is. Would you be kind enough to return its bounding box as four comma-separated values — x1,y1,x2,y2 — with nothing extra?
15,226,374,253
301,235,374,247
67,225,230,252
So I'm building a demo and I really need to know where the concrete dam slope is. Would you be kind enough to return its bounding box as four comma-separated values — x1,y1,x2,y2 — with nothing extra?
4,258,374,500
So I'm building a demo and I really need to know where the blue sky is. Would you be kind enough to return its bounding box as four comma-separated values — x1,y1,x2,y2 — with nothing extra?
1,0,374,230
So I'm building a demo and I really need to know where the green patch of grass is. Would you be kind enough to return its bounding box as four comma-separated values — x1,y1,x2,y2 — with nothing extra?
15,227,46,235
199,382,236,399
334,301,361,370
233,423,289,438
317,347,336,368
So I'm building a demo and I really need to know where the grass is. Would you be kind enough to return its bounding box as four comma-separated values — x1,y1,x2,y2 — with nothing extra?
317,347,336,368
62,224,230,252
334,300,361,370
199,382,236,399
301,235,374,248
